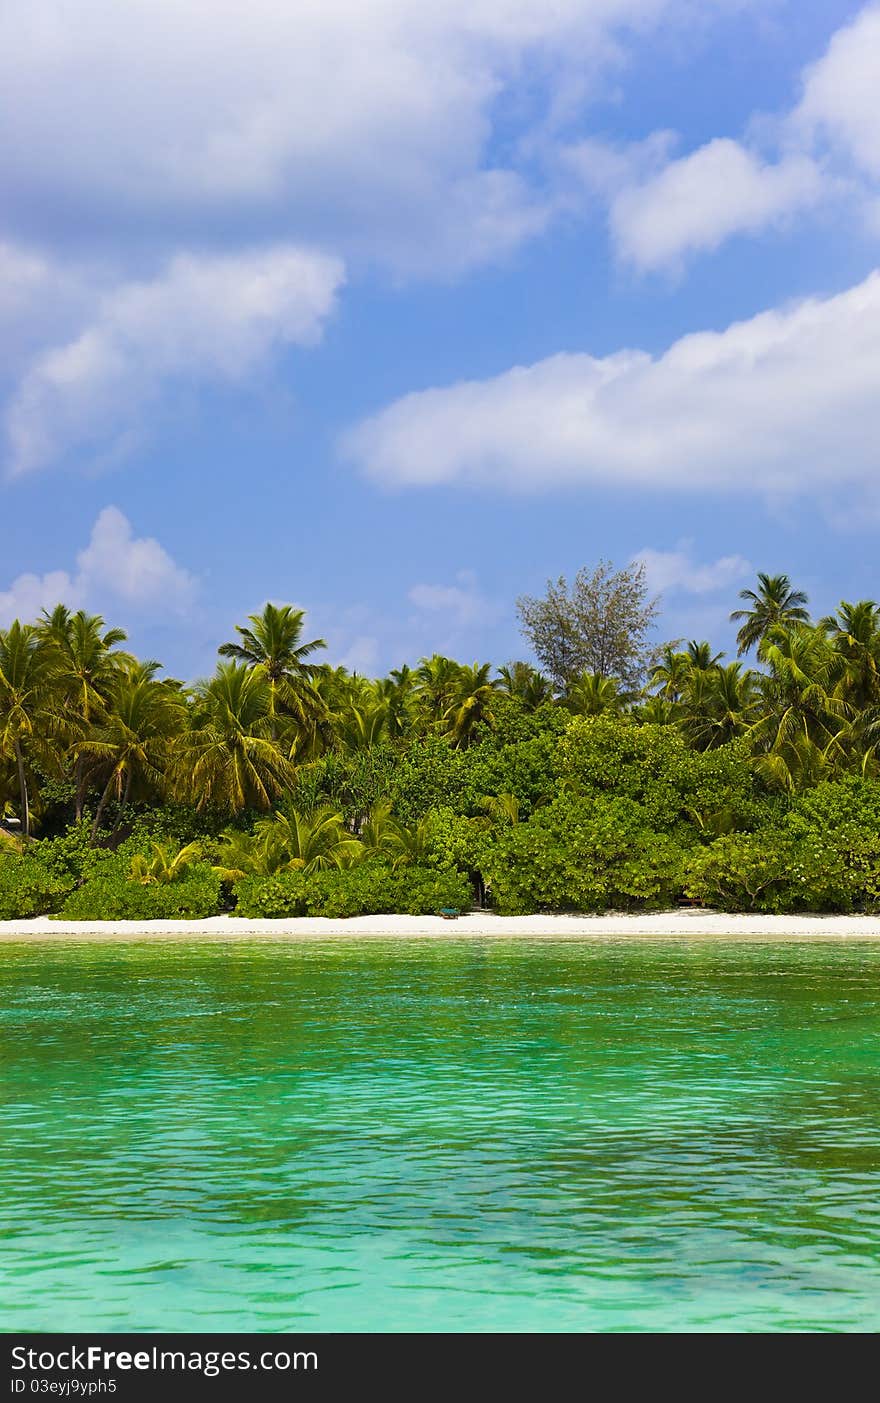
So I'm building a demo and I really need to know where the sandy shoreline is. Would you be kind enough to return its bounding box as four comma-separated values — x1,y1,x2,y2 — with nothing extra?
3,910,880,941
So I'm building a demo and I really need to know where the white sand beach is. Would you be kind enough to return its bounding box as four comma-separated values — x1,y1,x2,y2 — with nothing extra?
3,911,880,940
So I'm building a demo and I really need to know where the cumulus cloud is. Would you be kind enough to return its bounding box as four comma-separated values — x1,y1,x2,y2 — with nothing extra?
636,544,752,595
0,0,703,277
0,2,761,473
594,3,880,270
6,245,344,475
344,268,880,501
794,3,880,178
0,506,196,626
610,141,822,271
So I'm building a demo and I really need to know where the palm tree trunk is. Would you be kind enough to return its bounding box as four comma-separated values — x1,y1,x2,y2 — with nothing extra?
13,739,30,839
111,770,134,838
91,771,117,842
74,755,86,823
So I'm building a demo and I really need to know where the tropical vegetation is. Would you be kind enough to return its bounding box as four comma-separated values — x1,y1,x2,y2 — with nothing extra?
3,571,880,918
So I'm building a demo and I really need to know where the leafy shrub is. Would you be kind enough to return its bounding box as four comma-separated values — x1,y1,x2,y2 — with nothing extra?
684,832,850,912
483,795,688,914
35,822,117,884
234,862,471,918
59,858,221,919
685,778,880,912
0,854,72,918
557,716,759,831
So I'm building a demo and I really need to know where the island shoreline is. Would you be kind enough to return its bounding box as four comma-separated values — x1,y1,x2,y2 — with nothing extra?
4,911,880,941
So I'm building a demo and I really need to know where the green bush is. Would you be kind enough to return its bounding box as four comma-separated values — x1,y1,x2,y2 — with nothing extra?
557,715,760,832
59,859,221,920
685,778,880,912
234,862,471,918
0,853,73,918
684,831,852,912
483,795,688,914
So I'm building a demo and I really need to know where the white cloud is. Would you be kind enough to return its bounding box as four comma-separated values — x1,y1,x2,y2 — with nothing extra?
6,245,344,475
794,4,880,178
610,140,822,271
0,506,196,627
0,0,706,277
344,268,880,502
0,2,761,473
409,570,498,629
593,4,880,270
636,544,752,595
0,241,94,375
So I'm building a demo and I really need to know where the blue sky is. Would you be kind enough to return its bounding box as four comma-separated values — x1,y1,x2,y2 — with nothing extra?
1,0,878,678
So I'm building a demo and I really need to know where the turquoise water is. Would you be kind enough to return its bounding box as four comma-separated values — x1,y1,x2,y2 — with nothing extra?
1,937,879,1332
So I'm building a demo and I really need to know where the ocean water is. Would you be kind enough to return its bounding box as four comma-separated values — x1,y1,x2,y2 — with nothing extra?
1,937,879,1332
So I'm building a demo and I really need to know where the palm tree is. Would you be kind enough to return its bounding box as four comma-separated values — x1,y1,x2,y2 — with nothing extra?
385,815,433,868
684,640,724,671
679,663,760,750
746,624,847,785
649,644,690,703
821,600,880,712
373,669,415,739
174,663,294,814
212,827,286,882
443,663,498,746
80,666,186,838
0,622,62,836
478,792,521,826
497,661,554,709
37,606,133,820
564,672,622,716
218,602,327,738
255,806,362,873
731,573,809,656
635,695,680,725
358,799,401,858
332,703,388,754
129,840,202,884
414,655,462,728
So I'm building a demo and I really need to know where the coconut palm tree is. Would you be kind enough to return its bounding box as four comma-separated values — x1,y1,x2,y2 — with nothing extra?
679,662,760,750
563,672,623,717
443,663,498,746
478,792,521,826
634,695,680,725
746,624,847,779
358,798,401,858
80,666,186,839
649,644,690,703
821,600,880,712
731,573,810,656
212,827,287,882
373,669,416,739
219,603,327,738
37,606,133,819
129,840,202,884
255,806,362,872
496,662,554,710
0,622,63,836
332,703,388,754
175,663,294,814
385,815,433,868
684,640,725,671
414,655,462,728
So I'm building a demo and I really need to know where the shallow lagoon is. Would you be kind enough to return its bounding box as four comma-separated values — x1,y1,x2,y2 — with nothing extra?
2,937,879,1332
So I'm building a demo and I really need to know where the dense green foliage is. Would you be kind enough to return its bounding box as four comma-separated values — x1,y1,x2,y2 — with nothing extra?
234,864,471,919
3,574,880,918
